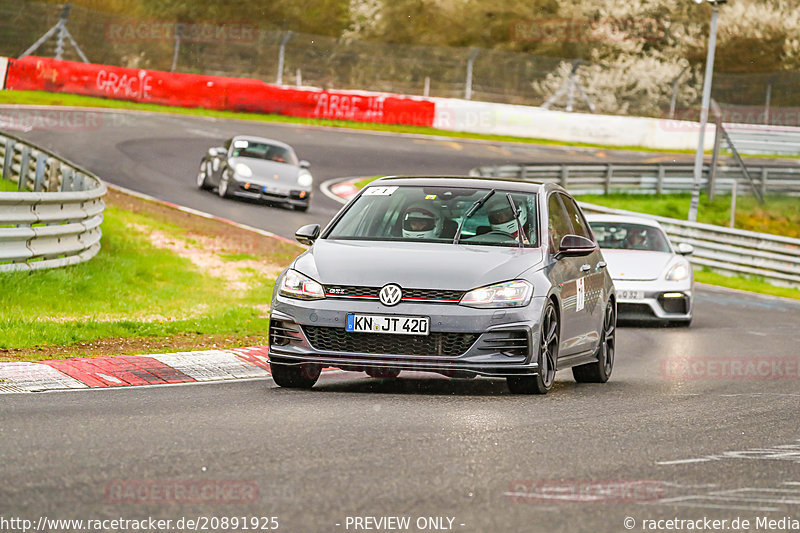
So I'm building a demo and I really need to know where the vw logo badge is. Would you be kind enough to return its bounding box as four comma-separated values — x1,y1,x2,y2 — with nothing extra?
379,284,403,306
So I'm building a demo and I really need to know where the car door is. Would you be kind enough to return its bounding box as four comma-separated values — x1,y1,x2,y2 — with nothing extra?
559,193,605,352
546,192,586,358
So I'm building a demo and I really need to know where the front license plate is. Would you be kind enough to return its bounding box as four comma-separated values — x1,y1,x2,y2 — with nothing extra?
346,314,430,336
618,290,645,301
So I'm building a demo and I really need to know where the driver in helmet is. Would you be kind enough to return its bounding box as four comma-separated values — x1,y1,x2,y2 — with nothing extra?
402,202,443,239
625,229,648,250
486,197,528,243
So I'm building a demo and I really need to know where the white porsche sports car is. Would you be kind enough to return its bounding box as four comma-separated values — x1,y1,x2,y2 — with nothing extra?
586,214,694,326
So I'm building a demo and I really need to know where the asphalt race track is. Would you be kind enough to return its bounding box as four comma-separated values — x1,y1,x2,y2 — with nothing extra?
1,108,799,533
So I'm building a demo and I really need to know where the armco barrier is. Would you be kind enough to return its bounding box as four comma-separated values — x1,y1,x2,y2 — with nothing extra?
472,163,800,289
469,161,800,196
4,56,435,127
0,130,106,272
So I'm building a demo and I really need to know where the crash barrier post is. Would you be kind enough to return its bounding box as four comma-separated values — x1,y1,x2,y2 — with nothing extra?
0,130,106,272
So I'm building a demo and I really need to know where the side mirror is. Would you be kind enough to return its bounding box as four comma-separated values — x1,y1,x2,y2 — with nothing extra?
299,160,311,169
295,224,320,246
557,234,596,257
208,147,226,157
677,242,694,255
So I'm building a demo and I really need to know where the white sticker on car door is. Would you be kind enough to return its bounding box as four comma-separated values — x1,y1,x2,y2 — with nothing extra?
576,277,585,312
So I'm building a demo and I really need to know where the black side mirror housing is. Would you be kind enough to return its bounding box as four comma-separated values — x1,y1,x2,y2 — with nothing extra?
299,160,311,169
295,224,321,246
557,234,596,257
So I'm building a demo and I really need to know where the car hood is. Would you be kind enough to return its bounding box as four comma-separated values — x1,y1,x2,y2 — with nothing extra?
229,157,300,185
600,249,675,281
294,240,544,290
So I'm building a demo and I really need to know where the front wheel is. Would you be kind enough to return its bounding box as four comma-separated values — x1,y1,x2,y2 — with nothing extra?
293,203,309,212
507,301,559,394
270,363,321,389
573,300,616,383
197,162,212,190
218,171,232,198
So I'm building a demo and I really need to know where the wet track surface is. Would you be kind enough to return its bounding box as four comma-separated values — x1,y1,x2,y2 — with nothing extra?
1,108,799,532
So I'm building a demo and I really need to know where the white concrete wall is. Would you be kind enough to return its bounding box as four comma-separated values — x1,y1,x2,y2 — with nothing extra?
432,97,716,151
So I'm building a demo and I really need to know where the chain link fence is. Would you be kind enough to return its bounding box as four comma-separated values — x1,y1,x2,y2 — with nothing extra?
2,0,799,126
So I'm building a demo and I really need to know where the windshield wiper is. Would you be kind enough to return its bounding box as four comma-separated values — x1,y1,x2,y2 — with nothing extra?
453,189,495,244
505,193,527,248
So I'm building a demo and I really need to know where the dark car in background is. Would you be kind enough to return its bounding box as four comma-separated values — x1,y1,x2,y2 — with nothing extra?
197,135,313,211
268,176,617,394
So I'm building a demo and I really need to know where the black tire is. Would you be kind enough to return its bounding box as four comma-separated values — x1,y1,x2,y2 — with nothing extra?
196,162,212,190
669,318,692,327
573,300,616,383
365,367,401,379
270,362,321,389
507,300,559,395
293,203,309,212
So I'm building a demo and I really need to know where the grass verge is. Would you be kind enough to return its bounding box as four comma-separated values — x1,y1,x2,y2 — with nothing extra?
695,270,800,301
1,90,689,154
0,188,302,362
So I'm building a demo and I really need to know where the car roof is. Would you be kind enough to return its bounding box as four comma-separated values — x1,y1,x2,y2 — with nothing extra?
368,176,556,194
230,135,294,151
584,214,665,229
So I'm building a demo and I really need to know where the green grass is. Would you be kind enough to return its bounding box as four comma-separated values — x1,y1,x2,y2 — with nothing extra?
695,270,800,301
0,90,689,154
0,205,275,350
575,193,800,238
353,176,383,189
0,178,19,192
219,252,260,262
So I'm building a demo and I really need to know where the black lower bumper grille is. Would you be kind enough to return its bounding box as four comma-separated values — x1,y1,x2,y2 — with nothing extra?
658,294,689,314
301,326,479,357
477,330,529,357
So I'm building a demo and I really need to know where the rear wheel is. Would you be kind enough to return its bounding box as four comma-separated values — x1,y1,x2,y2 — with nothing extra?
507,301,558,395
573,301,616,383
365,367,401,379
270,363,321,389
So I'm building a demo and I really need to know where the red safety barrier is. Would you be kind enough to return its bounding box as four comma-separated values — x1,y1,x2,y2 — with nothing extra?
5,56,435,127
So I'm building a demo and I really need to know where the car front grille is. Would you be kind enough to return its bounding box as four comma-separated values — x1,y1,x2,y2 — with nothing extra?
658,294,689,314
301,326,479,357
323,285,464,304
269,320,302,346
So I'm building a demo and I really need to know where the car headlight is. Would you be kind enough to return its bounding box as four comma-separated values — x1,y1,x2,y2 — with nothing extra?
297,172,313,188
665,261,690,281
460,280,533,308
234,163,253,178
279,269,325,300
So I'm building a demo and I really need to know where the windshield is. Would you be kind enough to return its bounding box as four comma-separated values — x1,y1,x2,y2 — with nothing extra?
230,140,298,165
327,185,538,247
589,222,672,253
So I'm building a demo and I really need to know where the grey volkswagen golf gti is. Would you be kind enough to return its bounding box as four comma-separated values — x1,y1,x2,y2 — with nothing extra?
269,177,616,394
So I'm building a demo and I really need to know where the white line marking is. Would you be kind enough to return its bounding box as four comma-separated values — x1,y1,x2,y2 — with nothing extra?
320,176,357,205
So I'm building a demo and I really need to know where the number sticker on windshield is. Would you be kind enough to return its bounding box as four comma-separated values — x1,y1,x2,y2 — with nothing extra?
364,186,398,196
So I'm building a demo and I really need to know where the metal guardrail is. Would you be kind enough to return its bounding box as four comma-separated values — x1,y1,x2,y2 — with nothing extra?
0,130,105,272
471,163,800,289
469,161,800,196
724,124,800,156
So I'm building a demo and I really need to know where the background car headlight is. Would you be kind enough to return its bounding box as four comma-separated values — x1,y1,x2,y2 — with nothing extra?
665,261,690,281
460,280,533,308
297,172,313,188
234,163,253,178
279,269,325,300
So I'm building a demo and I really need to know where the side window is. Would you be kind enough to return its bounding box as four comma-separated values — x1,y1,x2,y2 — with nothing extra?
547,194,572,252
559,194,593,240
